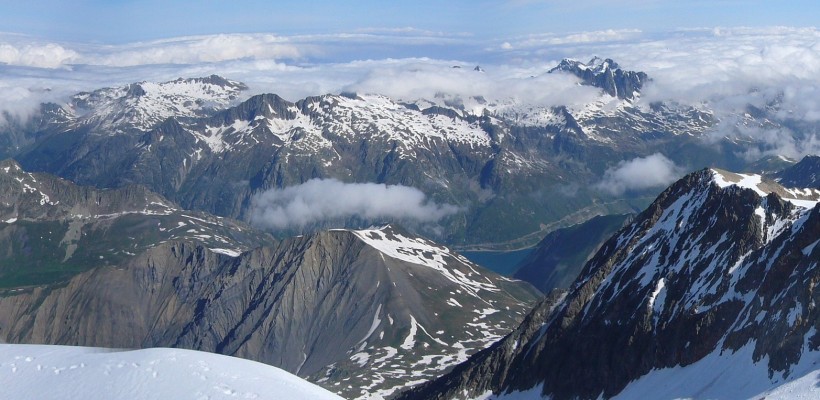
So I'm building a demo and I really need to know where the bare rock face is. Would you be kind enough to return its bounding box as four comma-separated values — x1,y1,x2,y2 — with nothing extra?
548,57,649,100
398,168,820,400
0,224,539,399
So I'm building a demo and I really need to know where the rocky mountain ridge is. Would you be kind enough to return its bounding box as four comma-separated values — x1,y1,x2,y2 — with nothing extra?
777,154,820,188
548,57,648,100
398,166,820,399
64,75,248,133
0,190,539,400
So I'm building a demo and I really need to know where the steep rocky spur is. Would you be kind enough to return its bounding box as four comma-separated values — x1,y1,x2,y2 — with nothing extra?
399,167,820,400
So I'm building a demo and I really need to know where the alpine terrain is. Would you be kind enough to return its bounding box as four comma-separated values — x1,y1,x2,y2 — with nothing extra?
3,53,819,400
0,158,274,287
398,163,820,399
4,58,756,246
0,161,539,399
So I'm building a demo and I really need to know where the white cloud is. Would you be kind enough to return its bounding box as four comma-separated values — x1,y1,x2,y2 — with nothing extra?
0,42,79,68
0,33,304,69
343,60,601,109
249,179,459,230
86,34,303,67
595,153,685,195
0,83,65,128
498,29,643,48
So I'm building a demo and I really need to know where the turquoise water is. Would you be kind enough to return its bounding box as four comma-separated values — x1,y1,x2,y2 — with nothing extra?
461,248,533,276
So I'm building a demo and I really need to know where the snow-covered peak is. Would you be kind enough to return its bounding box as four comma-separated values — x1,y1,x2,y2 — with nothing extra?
711,168,820,208
586,56,619,73
67,75,248,133
1,344,342,400
551,57,619,75
351,225,500,294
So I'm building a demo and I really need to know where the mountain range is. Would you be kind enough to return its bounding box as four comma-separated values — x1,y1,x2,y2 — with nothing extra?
1,58,769,247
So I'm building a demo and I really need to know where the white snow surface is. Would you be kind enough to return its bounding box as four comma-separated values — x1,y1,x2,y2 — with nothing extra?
196,93,492,158
1,344,342,400
352,226,499,294
67,76,246,132
474,345,820,400
711,170,768,196
711,169,820,209
611,343,820,400
209,248,242,257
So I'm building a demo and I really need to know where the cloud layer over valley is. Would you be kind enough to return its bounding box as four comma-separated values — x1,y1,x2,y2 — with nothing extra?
595,153,685,196
249,179,460,230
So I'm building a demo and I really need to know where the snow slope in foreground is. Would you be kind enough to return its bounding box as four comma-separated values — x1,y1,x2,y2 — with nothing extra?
1,344,343,400
476,344,820,400
610,343,820,400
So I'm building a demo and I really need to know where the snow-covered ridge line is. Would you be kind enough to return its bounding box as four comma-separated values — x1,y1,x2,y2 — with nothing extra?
711,168,820,208
351,226,499,294
1,344,342,400
197,92,492,155
64,75,249,133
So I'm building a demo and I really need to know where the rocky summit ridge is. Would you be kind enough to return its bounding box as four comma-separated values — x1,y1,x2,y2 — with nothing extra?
398,167,820,399
548,57,649,100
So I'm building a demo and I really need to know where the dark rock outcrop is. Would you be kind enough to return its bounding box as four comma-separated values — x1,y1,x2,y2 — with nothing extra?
549,57,649,100
777,154,820,188
399,168,820,400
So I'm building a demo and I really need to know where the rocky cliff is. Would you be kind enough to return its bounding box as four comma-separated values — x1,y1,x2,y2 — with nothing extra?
0,223,539,399
398,168,820,399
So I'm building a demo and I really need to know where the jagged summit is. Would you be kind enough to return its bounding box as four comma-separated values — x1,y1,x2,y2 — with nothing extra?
549,57,648,100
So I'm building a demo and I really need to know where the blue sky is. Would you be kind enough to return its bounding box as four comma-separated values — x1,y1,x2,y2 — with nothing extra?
2,0,818,44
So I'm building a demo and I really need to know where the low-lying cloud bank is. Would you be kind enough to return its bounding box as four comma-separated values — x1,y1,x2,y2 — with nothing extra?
249,179,459,230
2,27,820,107
595,153,685,196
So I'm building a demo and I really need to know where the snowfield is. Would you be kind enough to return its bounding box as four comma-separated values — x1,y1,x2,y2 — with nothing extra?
476,347,820,400
1,344,343,400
